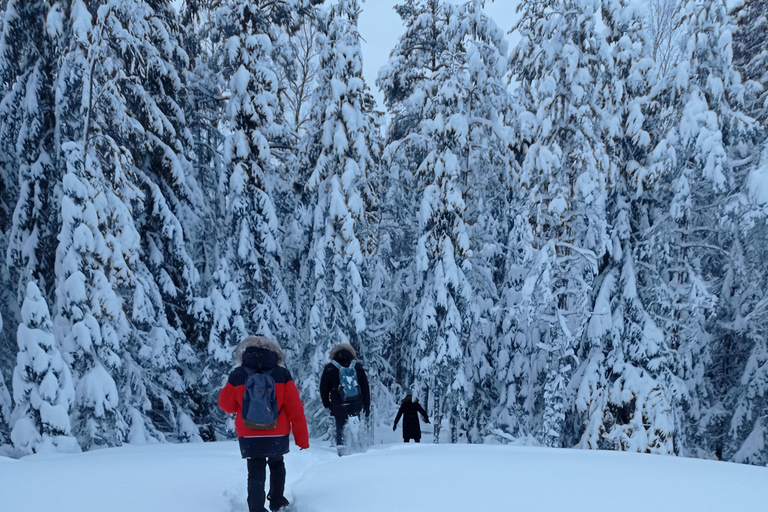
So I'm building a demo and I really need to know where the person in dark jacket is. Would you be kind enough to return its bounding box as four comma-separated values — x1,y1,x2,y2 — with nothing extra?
393,394,430,443
319,343,371,451
219,336,309,512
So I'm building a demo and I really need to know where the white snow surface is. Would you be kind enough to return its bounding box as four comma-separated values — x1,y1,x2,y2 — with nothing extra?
1,433,766,512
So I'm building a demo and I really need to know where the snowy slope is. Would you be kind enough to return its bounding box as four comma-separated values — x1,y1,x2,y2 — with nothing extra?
1,438,766,512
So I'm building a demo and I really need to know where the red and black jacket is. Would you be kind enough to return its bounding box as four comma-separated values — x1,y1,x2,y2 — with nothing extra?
218,347,309,457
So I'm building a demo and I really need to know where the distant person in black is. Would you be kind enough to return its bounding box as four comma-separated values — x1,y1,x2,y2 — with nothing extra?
319,343,371,449
393,394,430,443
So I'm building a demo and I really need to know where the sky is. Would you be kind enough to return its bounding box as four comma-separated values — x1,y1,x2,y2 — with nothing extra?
357,0,521,108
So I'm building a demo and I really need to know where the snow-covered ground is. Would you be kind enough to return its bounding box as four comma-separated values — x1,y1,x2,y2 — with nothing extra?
1,434,766,512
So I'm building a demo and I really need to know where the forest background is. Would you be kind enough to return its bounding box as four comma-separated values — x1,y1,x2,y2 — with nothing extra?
0,0,766,466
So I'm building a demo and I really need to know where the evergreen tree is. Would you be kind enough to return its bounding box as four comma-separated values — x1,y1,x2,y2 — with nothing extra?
510,0,611,447
55,142,124,449
214,0,294,346
51,0,205,444
574,0,677,455
732,0,768,123
3,0,60,305
0,311,11,454
649,0,756,457
11,282,78,454
299,0,378,431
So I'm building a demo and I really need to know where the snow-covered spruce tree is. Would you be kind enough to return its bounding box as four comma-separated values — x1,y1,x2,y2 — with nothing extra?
396,1,476,445
723,218,768,465
727,0,768,466
378,0,515,442
494,212,540,442
0,311,11,454
299,0,378,432
192,258,246,439
463,1,522,443
732,0,768,123
644,0,757,457
54,142,124,450
573,0,678,455
376,0,442,406
180,3,238,440
45,0,206,444
509,0,611,448
3,0,60,306
11,282,78,455
213,0,297,345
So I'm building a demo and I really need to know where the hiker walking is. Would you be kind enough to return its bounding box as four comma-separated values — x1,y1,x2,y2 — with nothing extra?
393,393,430,443
218,335,309,512
319,343,371,453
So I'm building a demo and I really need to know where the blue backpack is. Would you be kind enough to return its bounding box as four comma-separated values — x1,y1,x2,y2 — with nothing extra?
241,368,281,430
331,360,360,402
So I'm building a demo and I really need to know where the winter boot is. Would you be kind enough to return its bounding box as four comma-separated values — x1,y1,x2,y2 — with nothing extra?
268,494,290,511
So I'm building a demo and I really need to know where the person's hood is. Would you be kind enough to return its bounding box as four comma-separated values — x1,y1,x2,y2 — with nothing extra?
242,347,279,371
235,335,285,368
329,343,357,367
402,394,413,404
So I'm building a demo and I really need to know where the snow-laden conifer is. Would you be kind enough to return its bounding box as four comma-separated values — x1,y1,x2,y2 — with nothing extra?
0,311,11,454
11,282,78,454
51,0,205,444
298,0,379,431
574,0,678,455
509,0,611,447
214,0,295,345
55,142,124,449
651,0,756,457
3,0,60,303
732,0,768,123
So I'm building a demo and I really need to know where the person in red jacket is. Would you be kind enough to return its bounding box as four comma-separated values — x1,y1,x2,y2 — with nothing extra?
219,335,309,512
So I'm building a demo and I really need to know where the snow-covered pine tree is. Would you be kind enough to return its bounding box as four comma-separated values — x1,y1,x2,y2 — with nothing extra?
573,0,677,455
732,0,768,123
378,0,514,442
3,0,60,306
11,281,78,455
299,0,378,432
722,217,768,465
727,0,768,466
54,142,124,449
392,0,475,445
494,211,536,441
180,4,237,439
213,0,296,346
456,0,517,443
509,0,611,448
376,0,443,406
44,0,206,444
0,312,11,455
648,0,757,457
192,258,246,439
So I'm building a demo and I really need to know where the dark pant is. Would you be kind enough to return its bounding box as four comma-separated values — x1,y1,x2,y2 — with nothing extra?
335,414,348,446
247,456,285,512
404,437,420,443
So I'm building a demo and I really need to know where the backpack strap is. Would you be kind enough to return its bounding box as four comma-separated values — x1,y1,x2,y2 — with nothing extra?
331,360,357,370
243,366,275,376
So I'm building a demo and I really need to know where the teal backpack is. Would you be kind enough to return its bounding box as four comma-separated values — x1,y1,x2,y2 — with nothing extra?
331,360,360,402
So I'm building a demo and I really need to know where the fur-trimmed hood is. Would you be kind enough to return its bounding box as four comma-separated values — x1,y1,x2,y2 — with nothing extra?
329,343,357,361
235,335,285,366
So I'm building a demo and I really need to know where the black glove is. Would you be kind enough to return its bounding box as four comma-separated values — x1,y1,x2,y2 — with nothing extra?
392,425,397,431
364,407,370,417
